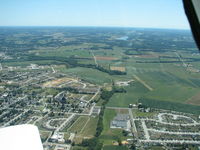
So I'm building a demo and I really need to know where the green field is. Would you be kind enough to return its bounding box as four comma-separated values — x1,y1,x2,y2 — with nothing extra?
132,109,157,118
68,116,89,133
100,109,130,146
107,82,149,107
58,67,124,85
80,116,98,137
3,28,200,107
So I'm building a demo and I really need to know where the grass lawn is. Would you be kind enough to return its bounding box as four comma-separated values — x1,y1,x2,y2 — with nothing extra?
100,109,130,145
69,116,98,144
39,131,51,142
132,109,157,118
80,116,98,137
107,82,149,107
68,116,89,133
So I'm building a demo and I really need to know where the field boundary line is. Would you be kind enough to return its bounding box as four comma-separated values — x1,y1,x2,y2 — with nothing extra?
67,116,80,132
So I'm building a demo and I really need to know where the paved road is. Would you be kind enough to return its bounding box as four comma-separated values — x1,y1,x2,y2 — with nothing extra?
88,88,100,103
135,112,200,145
90,50,98,66
106,106,129,110
140,139,200,145
0,63,2,71
51,66,56,73
134,118,200,126
128,108,138,138
147,128,200,135
157,113,197,124
89,104,95,116
141,120,150,140
80,95,88,103
33,112,49,125
45,118,66,130
56,114,76,132
175,51,187,67
2,95,27,110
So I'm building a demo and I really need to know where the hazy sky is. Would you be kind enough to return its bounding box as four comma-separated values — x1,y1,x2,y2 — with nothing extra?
0,0,190,29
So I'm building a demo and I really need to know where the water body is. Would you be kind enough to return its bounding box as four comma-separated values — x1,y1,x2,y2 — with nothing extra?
116,36,128,40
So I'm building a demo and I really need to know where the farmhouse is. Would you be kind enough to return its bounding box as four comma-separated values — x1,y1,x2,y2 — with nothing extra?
115,80,134,87
110,114,131,130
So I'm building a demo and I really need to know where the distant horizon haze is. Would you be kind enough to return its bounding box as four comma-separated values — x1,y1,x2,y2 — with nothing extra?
0,0,190,29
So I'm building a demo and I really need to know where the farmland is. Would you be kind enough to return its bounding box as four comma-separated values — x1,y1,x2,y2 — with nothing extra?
1,27,200,149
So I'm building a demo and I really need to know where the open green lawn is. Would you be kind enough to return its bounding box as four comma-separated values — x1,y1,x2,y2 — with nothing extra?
107,82,149,107
80,116,98,137
100,109,130,146
132,109,157,118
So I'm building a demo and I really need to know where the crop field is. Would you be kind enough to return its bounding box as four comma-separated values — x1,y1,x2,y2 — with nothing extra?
95,56,118,61
187,91,200,105
58,67,123,85
110,66,126,72
2,26,200,150
4,28,200,109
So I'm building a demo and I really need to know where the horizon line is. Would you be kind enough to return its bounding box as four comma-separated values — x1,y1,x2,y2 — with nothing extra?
0,25,190,30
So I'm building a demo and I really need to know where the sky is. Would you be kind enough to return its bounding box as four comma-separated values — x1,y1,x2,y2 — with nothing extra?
0,0,190,29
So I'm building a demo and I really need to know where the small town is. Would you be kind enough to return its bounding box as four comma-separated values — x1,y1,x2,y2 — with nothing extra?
1,63,200,150
0,64,101,150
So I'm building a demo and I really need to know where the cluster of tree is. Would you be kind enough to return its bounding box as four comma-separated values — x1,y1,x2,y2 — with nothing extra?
80,138,102,150
12,54,127,76
78,63,126,75
95,106,104,137
79,88,115,150
122,130,129,136
95,88,115,137
113,86,126,93
100,89,114,101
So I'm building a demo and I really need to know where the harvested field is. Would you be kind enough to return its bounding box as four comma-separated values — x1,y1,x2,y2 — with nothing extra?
134,54,158,58
186,92,200,106
95,56,118,60
110,66,126,72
